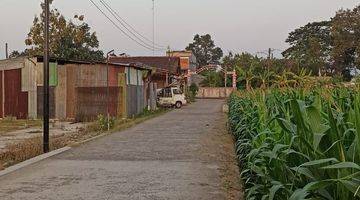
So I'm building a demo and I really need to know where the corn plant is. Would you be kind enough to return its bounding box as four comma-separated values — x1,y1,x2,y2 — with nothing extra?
228,88,360,200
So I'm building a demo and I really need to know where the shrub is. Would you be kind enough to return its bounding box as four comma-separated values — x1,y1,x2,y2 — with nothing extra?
188,83,199,102
97,114,115,131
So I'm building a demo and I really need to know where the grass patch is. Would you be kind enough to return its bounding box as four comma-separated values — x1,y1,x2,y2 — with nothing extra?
0,118,42,135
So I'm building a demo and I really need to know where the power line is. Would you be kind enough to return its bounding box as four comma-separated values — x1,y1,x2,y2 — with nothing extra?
100,0,165,49
88,0,161,51
99,0,164,51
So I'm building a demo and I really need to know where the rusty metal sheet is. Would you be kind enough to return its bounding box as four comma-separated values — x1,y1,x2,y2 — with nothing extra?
117,73,126,118
55,65,67,120
4,69,28,119
0,71,3,118
109,66,125,87
37,86,56,119
66,64,77,119
76,64,107,87
75,87,120,122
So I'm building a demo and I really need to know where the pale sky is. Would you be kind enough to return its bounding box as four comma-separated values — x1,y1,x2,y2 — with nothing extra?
0,0,359,59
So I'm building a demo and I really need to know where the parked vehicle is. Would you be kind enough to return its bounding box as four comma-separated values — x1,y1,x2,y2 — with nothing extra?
157,87,187,108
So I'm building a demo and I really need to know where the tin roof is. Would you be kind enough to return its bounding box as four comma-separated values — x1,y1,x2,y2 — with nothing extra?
109,56,180,74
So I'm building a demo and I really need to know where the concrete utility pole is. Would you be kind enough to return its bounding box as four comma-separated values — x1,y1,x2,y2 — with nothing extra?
43,0,50,153
106,50,114,131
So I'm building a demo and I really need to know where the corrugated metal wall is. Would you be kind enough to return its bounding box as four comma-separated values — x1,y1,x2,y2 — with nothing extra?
35,62,58,86
22,58,37,119
77,64,107,87
75,87,121,122
55,65,67,120
66,64,77,119
4,69,28,119
37,86,56,119
126,86,144,117
0,59,148,120
118,73,127,118
0,71,3,118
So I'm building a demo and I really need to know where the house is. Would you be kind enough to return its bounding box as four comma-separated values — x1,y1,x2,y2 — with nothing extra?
0,56,154,120
166,50,197,73
166,51,198,86
109,56,181,89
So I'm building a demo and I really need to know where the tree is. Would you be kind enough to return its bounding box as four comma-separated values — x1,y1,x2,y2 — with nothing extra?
331,5,360,79
186,34,223,67
25,1,104,61
200,71,223,87
282,21,332,75
9,50,28,58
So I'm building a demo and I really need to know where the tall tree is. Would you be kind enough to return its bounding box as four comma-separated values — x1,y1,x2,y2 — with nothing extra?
282,21,332,75
331,5,360,79
25,1,104,61
186,34,223,67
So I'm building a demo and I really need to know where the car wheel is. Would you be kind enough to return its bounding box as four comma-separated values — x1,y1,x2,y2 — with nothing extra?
175,101,182,109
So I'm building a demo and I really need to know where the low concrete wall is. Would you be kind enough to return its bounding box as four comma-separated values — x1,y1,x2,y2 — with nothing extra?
196,87,234,99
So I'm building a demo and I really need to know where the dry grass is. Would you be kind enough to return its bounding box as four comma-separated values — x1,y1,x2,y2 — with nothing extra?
0,109,167,169
0,118,42,135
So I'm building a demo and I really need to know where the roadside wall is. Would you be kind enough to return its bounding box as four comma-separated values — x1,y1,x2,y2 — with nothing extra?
196,87,234,99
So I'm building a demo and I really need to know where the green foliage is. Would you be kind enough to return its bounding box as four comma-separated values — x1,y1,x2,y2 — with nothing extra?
200,71,224,87
186,34,223,66
282,21,331,75
283,4,360,79
228,88,360,200
25,1,104,61
97,114,115,131
221,52,321,90
189,83,199,101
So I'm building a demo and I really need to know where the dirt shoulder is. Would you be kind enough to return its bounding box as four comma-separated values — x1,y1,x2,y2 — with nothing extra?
199,111,243,200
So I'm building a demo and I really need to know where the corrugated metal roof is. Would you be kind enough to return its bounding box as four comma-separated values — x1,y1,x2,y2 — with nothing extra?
109,56,180,74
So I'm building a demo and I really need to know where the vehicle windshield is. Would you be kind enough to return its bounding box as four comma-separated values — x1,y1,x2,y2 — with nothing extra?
173,89,183,95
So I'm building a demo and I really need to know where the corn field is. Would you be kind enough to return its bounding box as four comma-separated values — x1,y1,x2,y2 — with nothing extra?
228,87,360,199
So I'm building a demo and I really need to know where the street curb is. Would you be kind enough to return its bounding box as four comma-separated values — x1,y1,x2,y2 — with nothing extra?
0,147,71,178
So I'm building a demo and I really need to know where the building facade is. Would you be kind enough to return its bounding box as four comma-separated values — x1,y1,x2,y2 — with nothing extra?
0,56,153,120
110,56,181,89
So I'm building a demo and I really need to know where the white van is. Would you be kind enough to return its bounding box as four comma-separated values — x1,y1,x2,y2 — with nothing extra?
157,87,187,108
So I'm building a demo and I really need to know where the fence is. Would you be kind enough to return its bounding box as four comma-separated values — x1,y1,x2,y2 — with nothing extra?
196,87,234,99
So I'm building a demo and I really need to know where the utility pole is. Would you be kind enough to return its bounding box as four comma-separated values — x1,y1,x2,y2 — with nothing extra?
2,43,5,118
43,0,50,153
106,50,114,131
5,43,8,59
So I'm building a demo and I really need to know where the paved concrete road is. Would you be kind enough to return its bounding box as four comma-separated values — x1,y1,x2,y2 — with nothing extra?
0,99,237,200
